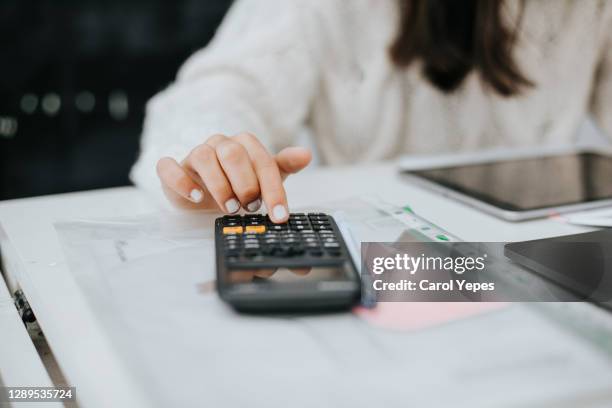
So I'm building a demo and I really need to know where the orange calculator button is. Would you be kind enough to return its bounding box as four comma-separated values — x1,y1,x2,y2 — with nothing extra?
223,226,243,234
245,225,266,234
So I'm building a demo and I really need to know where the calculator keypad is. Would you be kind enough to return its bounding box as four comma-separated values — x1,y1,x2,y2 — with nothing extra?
220,213,342,262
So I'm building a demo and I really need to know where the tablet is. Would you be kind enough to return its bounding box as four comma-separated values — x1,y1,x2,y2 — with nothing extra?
402,151,612,221
504,229,612,309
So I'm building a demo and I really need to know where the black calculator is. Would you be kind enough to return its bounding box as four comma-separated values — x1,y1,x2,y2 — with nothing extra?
215,213,361,312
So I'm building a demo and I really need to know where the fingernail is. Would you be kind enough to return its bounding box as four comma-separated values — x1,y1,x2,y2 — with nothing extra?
189,189,203,203
246,199,262,212
272,204,288,221
225,198,240,214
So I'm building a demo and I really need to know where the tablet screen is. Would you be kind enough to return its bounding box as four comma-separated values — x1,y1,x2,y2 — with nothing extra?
410,153,612,211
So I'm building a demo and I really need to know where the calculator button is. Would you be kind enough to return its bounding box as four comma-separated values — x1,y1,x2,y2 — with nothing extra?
226,256,240,263
262,246,276,256
275,246,291,257
323,242,340,248
245,225,266,234
290,246,305,256
222,215,242,224
223,226,244,234
307,249,323,257
225,246,240,255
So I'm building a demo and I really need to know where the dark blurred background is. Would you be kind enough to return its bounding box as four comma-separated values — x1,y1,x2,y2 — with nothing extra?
0,0,233,200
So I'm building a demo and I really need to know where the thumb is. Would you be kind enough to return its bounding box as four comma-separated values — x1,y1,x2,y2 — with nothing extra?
275,147,312,179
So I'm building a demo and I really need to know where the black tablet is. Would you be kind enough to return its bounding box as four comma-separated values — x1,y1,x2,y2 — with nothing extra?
504,229,612,310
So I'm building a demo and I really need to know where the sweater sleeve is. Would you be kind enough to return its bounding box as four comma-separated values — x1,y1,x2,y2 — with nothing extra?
129,0,326,200
590,4,612,140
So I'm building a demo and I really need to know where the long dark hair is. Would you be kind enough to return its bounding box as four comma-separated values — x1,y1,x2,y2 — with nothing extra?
390,0,533,96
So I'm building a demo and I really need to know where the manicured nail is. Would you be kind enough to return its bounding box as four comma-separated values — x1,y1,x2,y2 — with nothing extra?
225,198,240,214
272,204,287,221
189,189,203,203
246,199,262,212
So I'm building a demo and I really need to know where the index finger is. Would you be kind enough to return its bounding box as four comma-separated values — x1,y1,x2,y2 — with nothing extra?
233,133,289,223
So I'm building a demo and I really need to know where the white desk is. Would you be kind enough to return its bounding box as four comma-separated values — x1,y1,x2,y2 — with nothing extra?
1,163,611,407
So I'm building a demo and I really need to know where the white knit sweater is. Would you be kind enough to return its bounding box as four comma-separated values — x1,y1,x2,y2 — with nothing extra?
131,0,612,195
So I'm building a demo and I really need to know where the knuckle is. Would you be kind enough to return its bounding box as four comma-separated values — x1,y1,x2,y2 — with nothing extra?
235,132,258,144
205,133,227,145
190,144,215,163
216,141,244,164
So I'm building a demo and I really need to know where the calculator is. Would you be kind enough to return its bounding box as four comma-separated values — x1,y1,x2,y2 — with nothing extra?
215,213,361,312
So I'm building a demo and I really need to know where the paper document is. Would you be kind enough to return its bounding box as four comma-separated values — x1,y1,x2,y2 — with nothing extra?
562,207,612,227
54,198,612,408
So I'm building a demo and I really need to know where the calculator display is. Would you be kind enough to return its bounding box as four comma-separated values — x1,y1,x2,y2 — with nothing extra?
226,267,349,284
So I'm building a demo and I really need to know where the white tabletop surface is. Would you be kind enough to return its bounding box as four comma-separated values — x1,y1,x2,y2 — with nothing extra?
0,162,609,407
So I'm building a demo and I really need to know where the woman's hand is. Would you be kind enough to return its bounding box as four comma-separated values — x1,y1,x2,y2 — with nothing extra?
156,133,312,223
